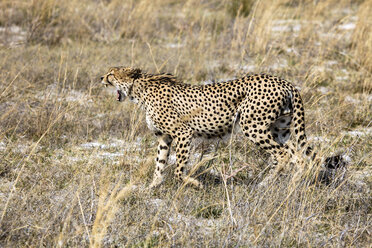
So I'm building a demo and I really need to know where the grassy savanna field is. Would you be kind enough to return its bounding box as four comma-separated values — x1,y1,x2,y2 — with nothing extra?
0,0,371,246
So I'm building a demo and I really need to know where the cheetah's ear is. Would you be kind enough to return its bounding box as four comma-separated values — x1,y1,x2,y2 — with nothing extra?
129,68,142,79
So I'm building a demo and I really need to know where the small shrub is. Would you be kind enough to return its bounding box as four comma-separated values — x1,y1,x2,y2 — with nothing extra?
227,0,255,17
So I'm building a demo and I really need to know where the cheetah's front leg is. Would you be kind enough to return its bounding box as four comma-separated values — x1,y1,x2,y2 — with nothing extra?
149,134,172,188
174,130,203,189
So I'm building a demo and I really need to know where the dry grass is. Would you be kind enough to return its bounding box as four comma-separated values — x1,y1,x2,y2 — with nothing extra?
0,0,371,247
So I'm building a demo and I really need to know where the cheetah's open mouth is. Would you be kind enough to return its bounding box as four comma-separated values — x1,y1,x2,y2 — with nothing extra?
117,90,124,102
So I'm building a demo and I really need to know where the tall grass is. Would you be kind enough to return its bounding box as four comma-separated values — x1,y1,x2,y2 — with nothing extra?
0,0,371,247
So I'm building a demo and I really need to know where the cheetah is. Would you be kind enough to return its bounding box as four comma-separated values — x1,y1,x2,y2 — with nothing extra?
100,67,339,188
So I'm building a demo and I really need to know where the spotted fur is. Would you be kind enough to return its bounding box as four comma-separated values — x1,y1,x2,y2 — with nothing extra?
101,67,311,188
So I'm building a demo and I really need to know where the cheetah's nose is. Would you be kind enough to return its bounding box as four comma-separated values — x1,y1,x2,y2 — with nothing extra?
100,76,104,81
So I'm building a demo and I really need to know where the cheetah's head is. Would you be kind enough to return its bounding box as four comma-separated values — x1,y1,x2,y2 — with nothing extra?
101,67,142,102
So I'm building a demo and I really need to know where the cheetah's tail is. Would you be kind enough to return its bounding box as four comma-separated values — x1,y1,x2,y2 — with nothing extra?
291,87,347,176
291,87,313,156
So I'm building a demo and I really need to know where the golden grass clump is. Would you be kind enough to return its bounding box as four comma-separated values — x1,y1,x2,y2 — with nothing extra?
352,0,372,73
